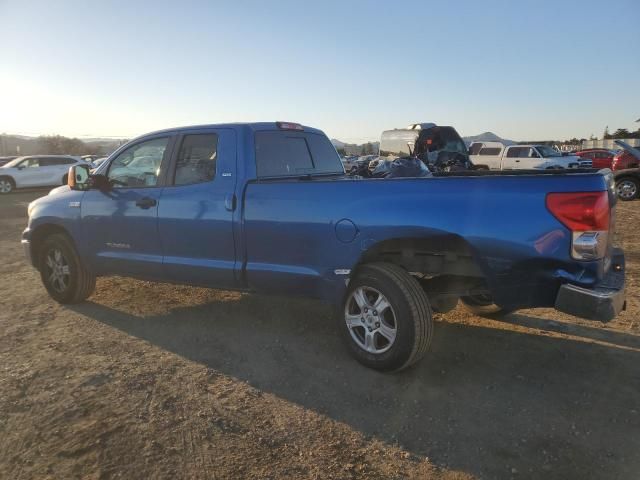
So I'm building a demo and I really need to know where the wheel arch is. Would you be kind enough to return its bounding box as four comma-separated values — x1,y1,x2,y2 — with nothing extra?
30,223,75,268
347,235,491,312
0,174,16,186
352,234,484,277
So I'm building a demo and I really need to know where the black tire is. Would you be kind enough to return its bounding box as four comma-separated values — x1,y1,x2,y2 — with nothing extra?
460,295,512,317
340,263,433,372
61,174,68,185
616,177,639,201
0,176,15,194
38,233,96,304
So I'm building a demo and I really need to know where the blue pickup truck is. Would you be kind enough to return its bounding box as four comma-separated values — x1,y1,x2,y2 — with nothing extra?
22,122,626,371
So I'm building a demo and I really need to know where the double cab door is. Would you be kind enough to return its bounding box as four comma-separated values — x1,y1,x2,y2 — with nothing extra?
80,128,239,288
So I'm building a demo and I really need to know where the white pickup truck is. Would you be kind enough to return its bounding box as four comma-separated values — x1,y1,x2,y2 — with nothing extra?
469,142,592,170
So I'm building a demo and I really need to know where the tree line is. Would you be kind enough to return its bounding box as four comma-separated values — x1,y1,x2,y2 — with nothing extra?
602,127,640,140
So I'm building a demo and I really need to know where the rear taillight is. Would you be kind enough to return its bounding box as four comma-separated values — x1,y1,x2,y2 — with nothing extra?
546,191,610,260
611,155,620,170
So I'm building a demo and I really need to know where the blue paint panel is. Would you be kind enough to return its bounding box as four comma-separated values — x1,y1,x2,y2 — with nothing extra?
243,173,609,305
81,187,164,277
158,128,238,287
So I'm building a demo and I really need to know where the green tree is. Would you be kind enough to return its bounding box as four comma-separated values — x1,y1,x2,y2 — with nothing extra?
611,128,631,139
603,126,611,139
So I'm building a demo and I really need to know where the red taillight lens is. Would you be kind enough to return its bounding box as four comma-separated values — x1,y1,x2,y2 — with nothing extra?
611,156,619,170
546,191,609,231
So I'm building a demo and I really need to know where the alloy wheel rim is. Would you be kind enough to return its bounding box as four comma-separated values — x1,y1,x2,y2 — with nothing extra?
617,180,637,200
45,248,70,292
345,286,397,354
0,180,11,193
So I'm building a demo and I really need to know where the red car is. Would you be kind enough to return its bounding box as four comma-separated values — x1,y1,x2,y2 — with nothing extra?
612,149,640,170
577,148,640,170
576,149,615,169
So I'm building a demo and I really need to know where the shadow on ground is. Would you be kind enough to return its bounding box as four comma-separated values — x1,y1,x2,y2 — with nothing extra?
70,294,640,479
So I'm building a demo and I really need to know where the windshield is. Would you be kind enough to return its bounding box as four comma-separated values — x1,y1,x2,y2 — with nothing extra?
535,145,562,157
2,157,26,168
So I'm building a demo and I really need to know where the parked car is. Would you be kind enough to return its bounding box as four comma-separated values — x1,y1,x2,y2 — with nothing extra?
341,155,360,172
470,142,592,170
0,155,91,194
23,122,625,372
0,156,17,167
612,141,640,201
612,148,640,171
614,169,640,201
376,123,473,173
576,149,616,169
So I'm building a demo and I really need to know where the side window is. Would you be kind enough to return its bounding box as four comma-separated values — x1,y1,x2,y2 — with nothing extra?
506,147,522,158
469,143,483,155
22,157,40,168
41,157,71,166
174,133,218,185
479,147,502,156
107,137,169,188
39,158,55,167
255,132,313,177
525,148,538,158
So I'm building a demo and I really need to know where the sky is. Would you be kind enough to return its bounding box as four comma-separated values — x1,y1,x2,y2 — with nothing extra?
0,0,638,143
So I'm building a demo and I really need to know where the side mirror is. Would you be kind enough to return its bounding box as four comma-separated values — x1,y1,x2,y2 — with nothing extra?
68,164,91,190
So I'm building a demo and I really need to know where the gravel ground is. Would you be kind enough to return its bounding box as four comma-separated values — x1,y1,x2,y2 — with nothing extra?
0,189,638,479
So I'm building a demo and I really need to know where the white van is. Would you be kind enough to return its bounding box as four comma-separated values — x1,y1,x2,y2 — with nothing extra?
469,142,592,170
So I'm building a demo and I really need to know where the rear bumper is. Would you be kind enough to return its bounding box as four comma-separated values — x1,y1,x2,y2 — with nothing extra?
554,248,626,322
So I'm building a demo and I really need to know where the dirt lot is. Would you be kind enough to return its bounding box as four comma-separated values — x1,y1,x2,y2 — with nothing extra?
0,190,638,480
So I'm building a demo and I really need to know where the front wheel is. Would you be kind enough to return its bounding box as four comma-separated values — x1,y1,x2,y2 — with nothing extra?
38,233,96,304
460,294,512,317
616,177,639,201
341,263,433,371
0,177,14,194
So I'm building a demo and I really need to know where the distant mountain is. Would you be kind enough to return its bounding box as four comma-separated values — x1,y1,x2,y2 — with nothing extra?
462,132,515,146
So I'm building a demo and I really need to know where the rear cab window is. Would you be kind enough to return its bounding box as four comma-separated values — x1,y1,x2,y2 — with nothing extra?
255,130,343,178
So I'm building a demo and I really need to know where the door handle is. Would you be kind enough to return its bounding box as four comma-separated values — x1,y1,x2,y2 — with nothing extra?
135,197,157,209
224,193,236,211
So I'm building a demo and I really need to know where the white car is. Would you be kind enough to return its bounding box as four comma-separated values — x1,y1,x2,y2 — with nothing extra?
0,155,91,194
469,142,592,170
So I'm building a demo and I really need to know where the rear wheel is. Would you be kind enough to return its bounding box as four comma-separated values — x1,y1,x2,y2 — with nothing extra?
616,177,639,201
341,263,433,371
0,177,14,194
38,233,96,304
460,294,512,317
